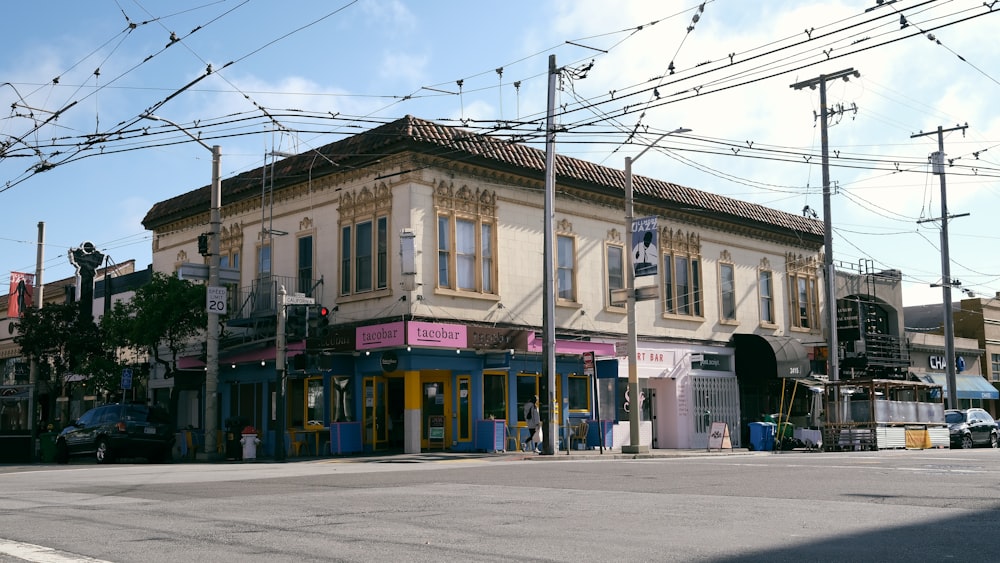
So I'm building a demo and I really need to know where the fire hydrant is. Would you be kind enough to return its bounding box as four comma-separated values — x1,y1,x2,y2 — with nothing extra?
240,426,261,461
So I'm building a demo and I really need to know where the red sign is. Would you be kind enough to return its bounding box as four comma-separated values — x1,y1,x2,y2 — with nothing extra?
8,272,34,318
582,351,595,376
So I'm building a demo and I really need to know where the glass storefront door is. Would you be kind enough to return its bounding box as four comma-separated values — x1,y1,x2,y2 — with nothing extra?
421,375,450,450
362,376,389,450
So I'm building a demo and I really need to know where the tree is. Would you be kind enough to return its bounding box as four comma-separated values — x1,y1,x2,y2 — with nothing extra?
101,272,206,380
14,301,107,424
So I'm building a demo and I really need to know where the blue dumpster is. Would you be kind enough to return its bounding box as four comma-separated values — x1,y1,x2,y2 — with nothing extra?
748,422,775,451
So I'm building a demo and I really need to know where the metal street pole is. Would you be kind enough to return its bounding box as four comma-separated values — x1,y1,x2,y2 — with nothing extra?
541,54,558,455
622,127,690,455
142,114,221,457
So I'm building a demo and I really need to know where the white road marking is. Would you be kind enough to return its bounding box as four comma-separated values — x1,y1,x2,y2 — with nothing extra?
0,539,111,563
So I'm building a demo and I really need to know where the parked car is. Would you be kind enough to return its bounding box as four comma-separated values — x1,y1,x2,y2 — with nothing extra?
55,403,175,464
945,408,999,449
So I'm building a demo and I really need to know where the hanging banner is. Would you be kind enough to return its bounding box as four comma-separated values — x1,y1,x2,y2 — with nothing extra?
631,216,658,277
8,271,34,318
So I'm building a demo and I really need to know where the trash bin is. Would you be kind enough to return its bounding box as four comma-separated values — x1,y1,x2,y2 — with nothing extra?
240,426,260,461
748,422,775,452
39,432,58,462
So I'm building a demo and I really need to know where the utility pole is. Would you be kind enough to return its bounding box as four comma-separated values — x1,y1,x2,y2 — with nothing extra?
914,124,969,410
29,221,44,458
790,68,860,383
141,114,222,457
541,54,558,455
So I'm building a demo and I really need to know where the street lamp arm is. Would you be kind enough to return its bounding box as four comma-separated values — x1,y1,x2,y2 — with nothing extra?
631,127,692,164
142,113,212,153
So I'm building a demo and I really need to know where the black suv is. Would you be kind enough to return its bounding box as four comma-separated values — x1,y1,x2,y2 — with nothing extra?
945,408,999,449
55,403,175,463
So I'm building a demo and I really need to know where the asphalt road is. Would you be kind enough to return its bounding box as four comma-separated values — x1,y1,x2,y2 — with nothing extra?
1,448,998,562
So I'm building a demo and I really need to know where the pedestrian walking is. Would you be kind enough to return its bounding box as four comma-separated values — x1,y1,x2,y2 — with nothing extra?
523,395,541,453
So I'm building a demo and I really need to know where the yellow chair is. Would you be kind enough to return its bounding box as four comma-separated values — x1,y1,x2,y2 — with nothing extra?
571,421,589,450
288,428,307,456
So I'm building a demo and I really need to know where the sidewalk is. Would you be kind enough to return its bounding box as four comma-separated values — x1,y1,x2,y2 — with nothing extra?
190,446,765,464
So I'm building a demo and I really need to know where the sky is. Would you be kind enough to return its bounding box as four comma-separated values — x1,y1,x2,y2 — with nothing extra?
2,0,999,311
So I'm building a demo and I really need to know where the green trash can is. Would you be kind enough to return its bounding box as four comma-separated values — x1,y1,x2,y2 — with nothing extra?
39,432,58,462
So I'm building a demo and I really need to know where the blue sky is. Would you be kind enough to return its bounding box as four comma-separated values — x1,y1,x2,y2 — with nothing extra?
2,0,999,310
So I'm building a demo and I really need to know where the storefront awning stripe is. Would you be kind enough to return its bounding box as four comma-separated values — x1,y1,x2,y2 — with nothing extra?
919,373,999,400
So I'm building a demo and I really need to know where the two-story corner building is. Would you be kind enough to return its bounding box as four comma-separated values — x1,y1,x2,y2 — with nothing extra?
142,115,826,456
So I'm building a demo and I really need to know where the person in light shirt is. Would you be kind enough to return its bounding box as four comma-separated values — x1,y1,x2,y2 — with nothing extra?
632,231,657,276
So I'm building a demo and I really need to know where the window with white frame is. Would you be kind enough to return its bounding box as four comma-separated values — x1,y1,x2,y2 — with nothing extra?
759,265,775,325
787,253,820,330
557,233,577,302
297,234,314,296
606,235,625,309
339,185,391,297
720,260,736,321
434,183,497,295
662,229,702,317
991,353,1000,380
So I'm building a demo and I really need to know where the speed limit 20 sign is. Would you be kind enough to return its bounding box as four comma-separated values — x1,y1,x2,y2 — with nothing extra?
207,286,228,315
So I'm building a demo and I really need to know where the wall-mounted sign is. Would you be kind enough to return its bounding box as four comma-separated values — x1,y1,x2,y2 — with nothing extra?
929,355,966,372
357,322,405,350
408,321,466,348
380,351,399,373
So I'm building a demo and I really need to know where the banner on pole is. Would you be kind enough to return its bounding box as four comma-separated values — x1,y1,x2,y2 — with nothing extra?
631,217,658,277
8,272,34,318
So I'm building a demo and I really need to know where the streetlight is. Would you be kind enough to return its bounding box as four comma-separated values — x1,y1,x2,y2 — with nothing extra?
622,127,690,455
143,113,222,457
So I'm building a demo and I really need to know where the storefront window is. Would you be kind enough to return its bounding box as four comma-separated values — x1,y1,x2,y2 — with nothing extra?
616,378,650,422
482,372,506,421
516,373,539,422
330,376,354,422
458,376,470,440
567,374,590,412
305,377,323,428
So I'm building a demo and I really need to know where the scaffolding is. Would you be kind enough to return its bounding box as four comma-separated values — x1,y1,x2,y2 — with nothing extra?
822,379,948,451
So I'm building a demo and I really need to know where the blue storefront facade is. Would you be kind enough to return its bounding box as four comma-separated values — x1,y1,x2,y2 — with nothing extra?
210,319,619,457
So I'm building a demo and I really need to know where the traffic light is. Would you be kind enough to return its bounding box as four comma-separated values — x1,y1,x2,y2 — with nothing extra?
308,304,331,337
197,233,209,256
286,305,307,340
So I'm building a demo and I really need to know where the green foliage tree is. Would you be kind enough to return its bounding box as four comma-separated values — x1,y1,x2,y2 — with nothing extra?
101,272,206,380
14,302,105,382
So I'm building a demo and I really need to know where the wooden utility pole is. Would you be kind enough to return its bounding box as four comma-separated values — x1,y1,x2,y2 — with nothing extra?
914,124,969,410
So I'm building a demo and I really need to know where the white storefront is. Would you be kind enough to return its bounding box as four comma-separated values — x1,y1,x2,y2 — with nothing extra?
617,343,740,449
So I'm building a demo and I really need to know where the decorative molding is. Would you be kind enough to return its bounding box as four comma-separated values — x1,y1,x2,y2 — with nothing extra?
433,179,497,217
719,249,732,262
786,252,820,274
176,250,188,263
339,182,393,220
299,217,314,232
760,257,771,270
556,218,573,233
662,228,700,255
607,228,622,242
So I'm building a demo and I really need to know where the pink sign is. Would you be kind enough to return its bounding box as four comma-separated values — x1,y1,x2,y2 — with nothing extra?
408,321,467,348
357,322,406,350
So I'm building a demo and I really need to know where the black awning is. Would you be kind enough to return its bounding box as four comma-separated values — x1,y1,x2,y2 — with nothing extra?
733,334,811,380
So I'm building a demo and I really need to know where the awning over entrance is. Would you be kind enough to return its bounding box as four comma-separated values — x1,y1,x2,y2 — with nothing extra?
732,334,811,379
918,373,999,400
